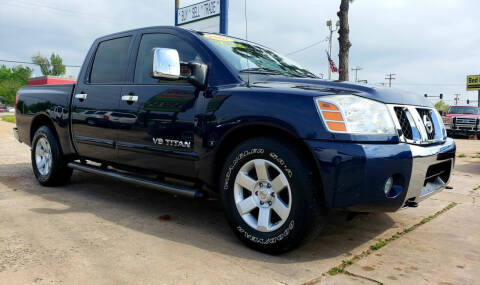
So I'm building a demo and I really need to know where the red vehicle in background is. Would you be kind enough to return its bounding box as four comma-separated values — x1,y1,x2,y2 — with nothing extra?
444,105,480,136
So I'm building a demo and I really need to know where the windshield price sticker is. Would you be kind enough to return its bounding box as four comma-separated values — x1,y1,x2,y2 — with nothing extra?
178,0,221,25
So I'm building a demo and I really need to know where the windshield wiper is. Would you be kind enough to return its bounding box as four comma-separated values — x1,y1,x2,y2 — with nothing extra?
239,67,284,75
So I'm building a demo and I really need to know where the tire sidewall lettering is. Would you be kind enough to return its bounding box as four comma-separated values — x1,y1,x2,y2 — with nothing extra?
223,146,296,245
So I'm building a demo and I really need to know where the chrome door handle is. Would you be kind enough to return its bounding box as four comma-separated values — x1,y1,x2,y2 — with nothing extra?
74,93,87,101
121,95,138,103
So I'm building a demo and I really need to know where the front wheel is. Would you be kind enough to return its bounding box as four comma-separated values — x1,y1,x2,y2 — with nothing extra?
31,126,73,186
220,137,325,254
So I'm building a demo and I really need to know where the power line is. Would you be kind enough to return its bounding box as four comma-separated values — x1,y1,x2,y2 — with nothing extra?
1,0,121,25
0,59,81,68
453,94,460,105
385,73,396,87
285,38,328,56
393,83,464,86
351,66,362,83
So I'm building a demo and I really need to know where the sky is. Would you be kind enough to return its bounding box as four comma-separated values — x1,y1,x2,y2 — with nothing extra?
1,0,479,106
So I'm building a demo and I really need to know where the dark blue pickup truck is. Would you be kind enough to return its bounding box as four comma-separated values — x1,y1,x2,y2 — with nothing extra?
14,26,455,253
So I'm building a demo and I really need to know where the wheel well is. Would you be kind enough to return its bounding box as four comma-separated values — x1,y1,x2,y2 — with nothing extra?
30,115,60,148
213,124,325,203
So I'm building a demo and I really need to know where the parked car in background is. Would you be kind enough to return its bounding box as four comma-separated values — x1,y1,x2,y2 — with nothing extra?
7,107,15,112
444,105,480,136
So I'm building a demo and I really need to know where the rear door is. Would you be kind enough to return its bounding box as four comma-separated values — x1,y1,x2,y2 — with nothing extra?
71,35,133,162
114,33,206,178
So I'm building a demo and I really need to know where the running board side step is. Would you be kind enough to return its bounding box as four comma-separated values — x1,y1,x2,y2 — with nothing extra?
67,162,207,199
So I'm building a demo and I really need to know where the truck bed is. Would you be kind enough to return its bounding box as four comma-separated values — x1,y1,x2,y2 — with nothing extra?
16,84,76,154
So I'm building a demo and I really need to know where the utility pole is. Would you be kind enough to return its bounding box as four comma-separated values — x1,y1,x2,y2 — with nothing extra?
385,73,396,87
326,19,339,80
351,67,362,83
454,94,460,105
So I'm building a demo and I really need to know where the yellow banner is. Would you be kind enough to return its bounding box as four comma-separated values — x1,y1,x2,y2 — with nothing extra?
467,75,480,91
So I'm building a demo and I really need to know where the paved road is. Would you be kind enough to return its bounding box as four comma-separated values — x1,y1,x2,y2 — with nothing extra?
0,120,478,284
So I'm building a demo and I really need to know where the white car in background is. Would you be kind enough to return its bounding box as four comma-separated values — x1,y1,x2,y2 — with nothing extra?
7,107,14,113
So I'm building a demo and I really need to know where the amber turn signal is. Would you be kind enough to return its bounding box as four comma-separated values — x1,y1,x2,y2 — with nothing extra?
316,100,347,132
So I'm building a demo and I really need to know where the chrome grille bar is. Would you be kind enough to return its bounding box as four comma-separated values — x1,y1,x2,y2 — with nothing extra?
387,105,447,145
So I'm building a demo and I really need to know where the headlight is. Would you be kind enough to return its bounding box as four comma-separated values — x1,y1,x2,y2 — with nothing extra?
314,95,396,135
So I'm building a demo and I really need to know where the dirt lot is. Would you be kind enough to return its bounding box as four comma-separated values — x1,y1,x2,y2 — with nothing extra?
0,120,479,284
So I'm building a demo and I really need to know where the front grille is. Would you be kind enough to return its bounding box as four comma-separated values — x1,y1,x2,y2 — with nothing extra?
394,107,413,139
455,117,476,125
417,108,436,140
389,105,445,144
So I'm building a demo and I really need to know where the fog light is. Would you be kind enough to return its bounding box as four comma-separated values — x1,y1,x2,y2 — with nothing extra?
384,177,393,195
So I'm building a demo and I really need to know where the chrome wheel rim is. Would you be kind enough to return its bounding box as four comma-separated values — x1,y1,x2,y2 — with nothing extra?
35,137,52,176
234,159,292,232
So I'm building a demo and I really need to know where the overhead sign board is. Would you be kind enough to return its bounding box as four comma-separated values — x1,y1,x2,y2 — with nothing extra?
177,0,220,25
467,75,480,91
175,0,228,34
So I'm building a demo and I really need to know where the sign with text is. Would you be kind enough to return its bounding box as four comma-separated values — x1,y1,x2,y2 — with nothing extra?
175,0,227,34
178,0,220,25
467,75,480,91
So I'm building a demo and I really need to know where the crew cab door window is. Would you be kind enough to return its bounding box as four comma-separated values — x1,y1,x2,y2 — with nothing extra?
134,33,201,84
90,36,132,84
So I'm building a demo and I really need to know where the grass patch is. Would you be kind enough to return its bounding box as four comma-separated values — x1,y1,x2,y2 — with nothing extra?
421,215,435,224
403,227,413,233
472,153,480,159
370,240,388,251
322,202,457,280
328,266,344,275
1,115,15,123
342,259,354,265
458,153,466,158
473,185,480,191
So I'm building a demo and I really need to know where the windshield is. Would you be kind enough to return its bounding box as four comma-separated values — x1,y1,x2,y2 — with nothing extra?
448,106,480,115
201,33,317,78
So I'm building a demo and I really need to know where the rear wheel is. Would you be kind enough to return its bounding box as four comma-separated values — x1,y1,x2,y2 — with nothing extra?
220,137,325,254
31,126,73,186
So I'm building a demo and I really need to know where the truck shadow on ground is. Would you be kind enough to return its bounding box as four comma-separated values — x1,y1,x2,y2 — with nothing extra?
0,162,395,264
453,160,480,176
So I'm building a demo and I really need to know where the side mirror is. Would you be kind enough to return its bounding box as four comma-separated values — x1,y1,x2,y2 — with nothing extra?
188,62,208,89
152,48,180,79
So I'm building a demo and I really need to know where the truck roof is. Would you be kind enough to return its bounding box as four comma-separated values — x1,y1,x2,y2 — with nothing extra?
93,26,269,50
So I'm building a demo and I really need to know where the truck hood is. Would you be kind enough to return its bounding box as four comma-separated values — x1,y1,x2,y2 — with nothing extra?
445,113,480,118
252,77,433,107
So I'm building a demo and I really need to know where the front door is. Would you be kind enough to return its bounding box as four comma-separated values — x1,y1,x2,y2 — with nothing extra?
71,36,133,163
115,33,205,178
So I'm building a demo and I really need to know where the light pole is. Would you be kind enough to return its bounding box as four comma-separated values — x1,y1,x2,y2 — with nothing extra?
351,66,362,83
326,19,339,80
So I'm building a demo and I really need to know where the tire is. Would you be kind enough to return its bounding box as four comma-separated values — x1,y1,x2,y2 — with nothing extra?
31,126,73,186
220,137,326,254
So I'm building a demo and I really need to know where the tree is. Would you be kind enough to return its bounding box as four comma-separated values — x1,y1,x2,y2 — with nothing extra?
32,54,51,76
50,53,66,76
31,53,66,76
0,65,32,104
434,100,449,114
337,0,353,81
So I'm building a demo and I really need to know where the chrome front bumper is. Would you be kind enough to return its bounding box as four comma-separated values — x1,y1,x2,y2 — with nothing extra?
404,137,455,204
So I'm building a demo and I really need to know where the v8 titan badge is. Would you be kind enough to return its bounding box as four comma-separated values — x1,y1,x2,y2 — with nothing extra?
153,137,192,148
